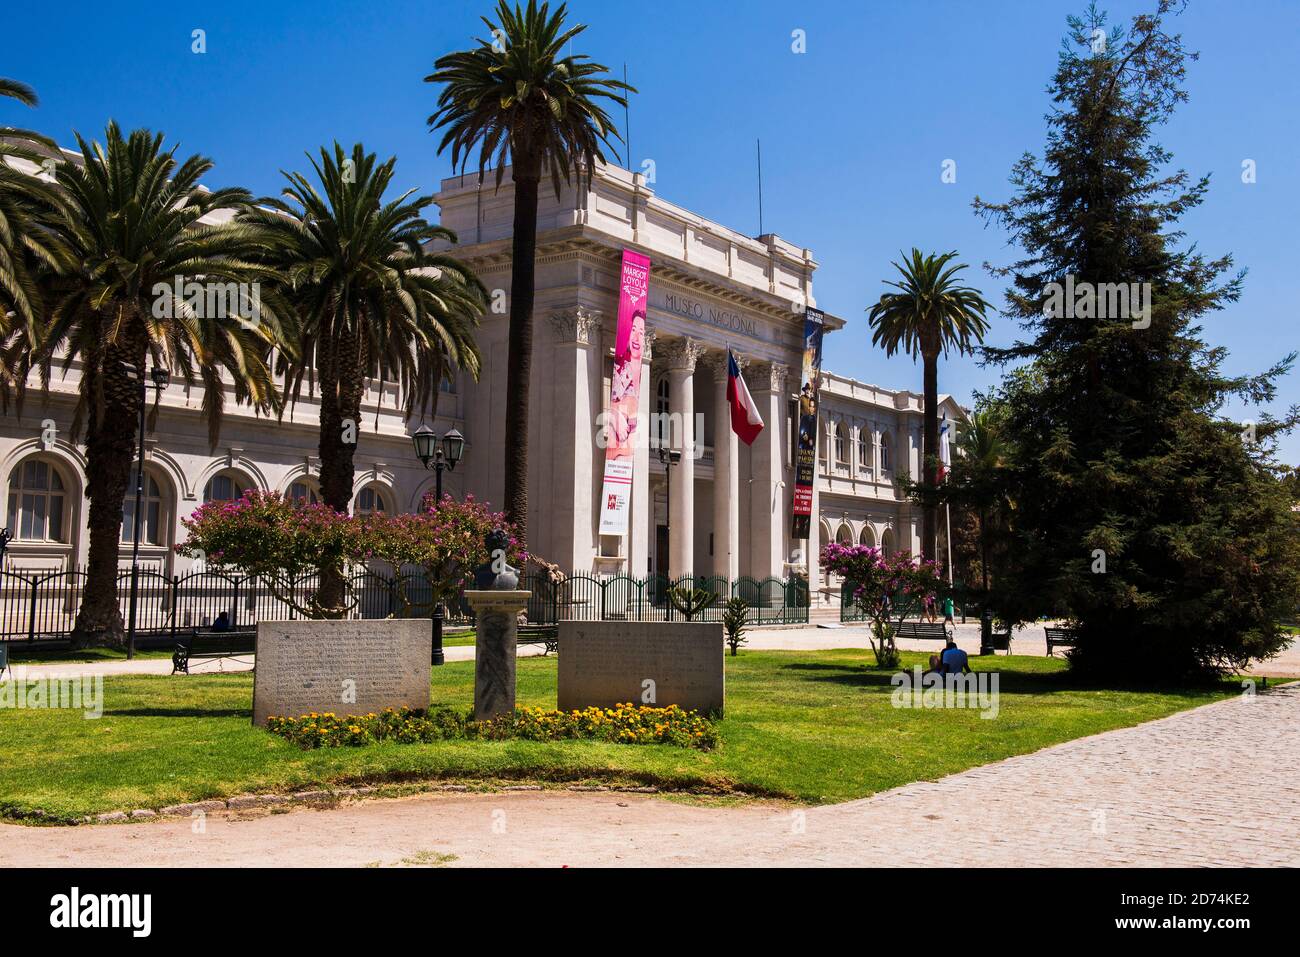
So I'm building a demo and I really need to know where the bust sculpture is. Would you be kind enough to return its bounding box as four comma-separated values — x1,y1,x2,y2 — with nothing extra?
473,528,520,590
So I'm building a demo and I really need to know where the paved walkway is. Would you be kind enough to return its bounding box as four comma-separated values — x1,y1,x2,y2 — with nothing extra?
3,682,1296,866
10,623,1298,678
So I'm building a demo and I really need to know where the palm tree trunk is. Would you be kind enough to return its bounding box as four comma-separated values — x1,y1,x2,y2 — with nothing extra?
316,325,364,617
71,339,146,649
922,351,939,562
502,158,541,538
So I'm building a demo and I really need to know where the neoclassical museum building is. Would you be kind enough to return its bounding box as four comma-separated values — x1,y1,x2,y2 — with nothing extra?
0,160,963,606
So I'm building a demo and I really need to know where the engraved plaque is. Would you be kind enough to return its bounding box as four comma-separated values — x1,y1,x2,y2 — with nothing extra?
557,621,724,716
252,619,431,725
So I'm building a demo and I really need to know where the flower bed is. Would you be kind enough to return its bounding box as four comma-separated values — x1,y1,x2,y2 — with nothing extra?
266,704,719,751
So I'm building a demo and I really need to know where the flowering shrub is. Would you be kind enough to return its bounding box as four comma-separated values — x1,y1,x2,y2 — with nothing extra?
360,493,527,614
177,490,364,617
266,703,719,751
177,490,529,619
821,543,942,667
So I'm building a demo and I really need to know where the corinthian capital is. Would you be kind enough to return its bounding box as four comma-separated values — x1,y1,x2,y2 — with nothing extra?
659,336,706,372
549,307,601,344
751,361,789,393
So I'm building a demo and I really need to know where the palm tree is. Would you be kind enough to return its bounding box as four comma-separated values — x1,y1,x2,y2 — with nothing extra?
0,77,62,381
241,143,485,613
867,249,990,562
953,410,1007,596
21,122,287,647
425,0,633,536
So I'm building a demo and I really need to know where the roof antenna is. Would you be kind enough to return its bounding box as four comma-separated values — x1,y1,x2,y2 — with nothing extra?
756,138,765,237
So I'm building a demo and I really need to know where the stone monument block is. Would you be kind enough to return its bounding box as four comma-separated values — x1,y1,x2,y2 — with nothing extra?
557,621,724,716
251,619,430,726
464,589,531,722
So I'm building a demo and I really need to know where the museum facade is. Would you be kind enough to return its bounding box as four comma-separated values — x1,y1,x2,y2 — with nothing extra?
0,159,962,606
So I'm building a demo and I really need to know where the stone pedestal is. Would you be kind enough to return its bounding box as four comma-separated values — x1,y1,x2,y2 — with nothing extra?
464,590,531,721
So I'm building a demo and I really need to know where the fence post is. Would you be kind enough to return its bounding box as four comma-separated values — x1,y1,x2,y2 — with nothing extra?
169,575,179,644
27,574,38,642
232,578,241,629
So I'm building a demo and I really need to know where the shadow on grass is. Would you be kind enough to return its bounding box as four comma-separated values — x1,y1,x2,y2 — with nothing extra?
777,660,1228,698
107,707,251,719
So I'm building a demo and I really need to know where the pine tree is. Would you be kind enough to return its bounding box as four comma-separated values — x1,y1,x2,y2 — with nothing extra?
973,1,1300,679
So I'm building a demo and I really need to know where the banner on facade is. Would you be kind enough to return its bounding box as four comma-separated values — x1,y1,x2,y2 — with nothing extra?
598,249,652,536
790,306,825,540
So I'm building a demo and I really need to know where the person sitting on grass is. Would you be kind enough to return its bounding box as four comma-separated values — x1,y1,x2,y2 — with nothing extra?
926,653,943,675
939,638,971,676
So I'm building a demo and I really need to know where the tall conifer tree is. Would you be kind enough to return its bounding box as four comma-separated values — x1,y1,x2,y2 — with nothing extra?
974,1,1300,679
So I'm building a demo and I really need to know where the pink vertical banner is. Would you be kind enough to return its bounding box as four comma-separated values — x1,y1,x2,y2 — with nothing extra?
598,249,651,536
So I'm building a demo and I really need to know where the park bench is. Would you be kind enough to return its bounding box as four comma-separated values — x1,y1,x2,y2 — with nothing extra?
517,623,559,655
1044,626,1078,656
172,627,256,675
894,621,950,642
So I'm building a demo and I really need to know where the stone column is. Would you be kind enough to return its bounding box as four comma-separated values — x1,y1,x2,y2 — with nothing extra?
706,352,740,582
629,328,656,577
464,590,531,721
661,337,703,579
749,361,788,581
548,309,601,572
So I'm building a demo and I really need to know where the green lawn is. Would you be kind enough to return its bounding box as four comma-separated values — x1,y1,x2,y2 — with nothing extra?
0,649,1242,822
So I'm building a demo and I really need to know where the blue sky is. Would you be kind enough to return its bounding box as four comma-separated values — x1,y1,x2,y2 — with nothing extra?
4,0,1297,463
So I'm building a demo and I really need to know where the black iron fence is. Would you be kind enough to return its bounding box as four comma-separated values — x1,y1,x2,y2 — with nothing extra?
0,567,808,643
839,580,977,623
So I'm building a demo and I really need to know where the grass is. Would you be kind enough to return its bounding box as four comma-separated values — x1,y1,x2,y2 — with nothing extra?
0,649,1244,822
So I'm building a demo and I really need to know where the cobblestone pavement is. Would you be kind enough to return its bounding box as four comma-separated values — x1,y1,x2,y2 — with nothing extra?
2,683,1295,866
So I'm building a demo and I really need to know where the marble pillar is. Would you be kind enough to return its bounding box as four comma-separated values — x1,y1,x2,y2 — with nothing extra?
706,352,740,582
750,361,788,581
629,328,656,577
465,589,531,721
548,309,601,572
661,337,703,578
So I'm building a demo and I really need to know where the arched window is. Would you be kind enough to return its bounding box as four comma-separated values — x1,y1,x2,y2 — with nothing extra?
288,480,320,505
6,459,69,542
204,473,248,503
860,525,876,548
834,422,847,465
859,430,871,470
121,472,165,545
881,528,897,559
880,433,892,474
355,485,390,516
836,523,852,544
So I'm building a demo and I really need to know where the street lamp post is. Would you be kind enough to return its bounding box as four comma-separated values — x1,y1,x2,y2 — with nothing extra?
412,424,465,666
125,364,170,660
655,444,682,620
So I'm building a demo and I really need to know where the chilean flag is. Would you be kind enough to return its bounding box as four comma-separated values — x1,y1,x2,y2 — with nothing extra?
726,350,764,446
938,415,952,481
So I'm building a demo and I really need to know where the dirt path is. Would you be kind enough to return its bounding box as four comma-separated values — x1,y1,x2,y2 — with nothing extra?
4,683,1296,867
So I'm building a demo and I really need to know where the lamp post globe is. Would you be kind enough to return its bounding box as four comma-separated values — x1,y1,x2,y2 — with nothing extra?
412,424,438,468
